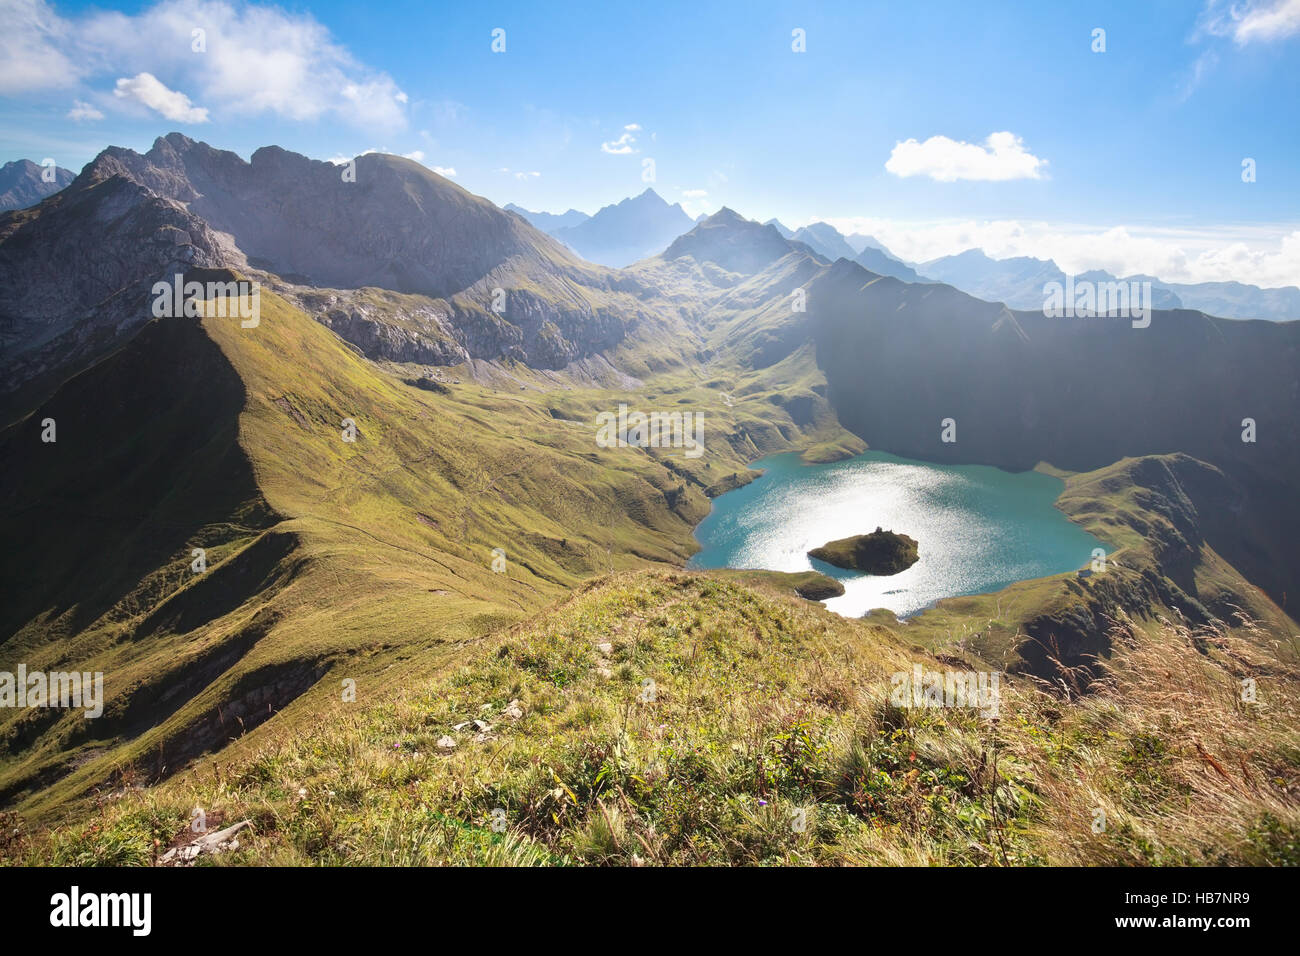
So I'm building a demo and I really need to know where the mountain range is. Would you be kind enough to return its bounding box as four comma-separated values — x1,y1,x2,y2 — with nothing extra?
1,133,689,403
503,203,1297,320
503,202,590,233
921,248,1300,320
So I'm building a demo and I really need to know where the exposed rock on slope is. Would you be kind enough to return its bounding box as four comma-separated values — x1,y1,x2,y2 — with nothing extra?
1,134,691,386
90,133,591,297
0,172,241,397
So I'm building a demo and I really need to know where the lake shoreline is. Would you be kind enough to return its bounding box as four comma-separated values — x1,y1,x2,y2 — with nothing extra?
688,449,1104,619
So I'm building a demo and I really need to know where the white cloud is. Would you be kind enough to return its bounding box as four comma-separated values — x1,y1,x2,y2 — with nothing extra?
816,215,1300,287
1,0,407,129
623,123,641,131
0,0,77,95
67,99,104,121
1177,49,1220,100
402,150,425,162
431,166,455,177
1200,0,1300,44
601,132,638,155
885,131,1047,182
1192,231,1300,286
678,189,711,218
113,72,208,122
495,167,539,181
680,198,715,219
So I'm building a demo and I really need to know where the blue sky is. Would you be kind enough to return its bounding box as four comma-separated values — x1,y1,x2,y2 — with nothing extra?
3,0,1298,283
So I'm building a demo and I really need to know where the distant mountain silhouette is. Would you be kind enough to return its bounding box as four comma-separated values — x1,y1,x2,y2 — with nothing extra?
844,232,886,254
764,218,794,238
0,159,75,211
552,188,695,267
660,207,813,275
504,202,590,233
921,248,1298,319
790,222,858,261
853,245,929,283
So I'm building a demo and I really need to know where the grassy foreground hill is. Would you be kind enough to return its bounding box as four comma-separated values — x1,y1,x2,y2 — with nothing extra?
5,571,1297,866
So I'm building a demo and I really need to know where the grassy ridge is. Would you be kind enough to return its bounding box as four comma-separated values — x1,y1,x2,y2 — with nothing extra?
5,571,1296,866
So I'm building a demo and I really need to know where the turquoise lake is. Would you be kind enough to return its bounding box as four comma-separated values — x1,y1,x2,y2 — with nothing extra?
688,450,1104,619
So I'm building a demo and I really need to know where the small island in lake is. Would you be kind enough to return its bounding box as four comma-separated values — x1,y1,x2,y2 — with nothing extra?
808,527,919,575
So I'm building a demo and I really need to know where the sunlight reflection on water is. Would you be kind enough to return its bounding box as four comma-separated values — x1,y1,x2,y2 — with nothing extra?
688,451,1103,619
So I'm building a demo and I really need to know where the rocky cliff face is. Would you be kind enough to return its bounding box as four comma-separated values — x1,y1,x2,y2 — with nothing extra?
0,172,240,394
0,134,654,388
85,133,598,299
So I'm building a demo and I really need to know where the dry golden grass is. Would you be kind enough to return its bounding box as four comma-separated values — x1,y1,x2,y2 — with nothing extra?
6,574,1295,866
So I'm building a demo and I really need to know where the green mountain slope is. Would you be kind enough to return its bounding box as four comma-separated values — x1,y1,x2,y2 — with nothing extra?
0,277,852,820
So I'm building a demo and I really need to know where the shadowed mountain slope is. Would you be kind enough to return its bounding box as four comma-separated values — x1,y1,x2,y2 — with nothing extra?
800,260,1300,604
